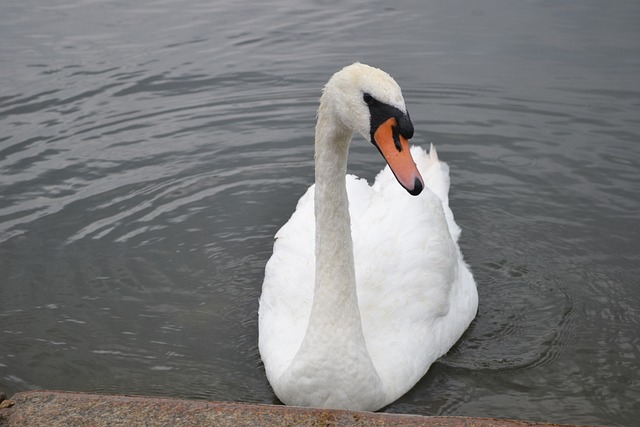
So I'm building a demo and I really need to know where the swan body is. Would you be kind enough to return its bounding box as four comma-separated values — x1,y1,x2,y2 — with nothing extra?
258,63,478,411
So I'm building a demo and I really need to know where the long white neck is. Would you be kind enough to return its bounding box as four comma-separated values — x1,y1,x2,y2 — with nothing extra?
311,101,360,337
278,97,386,410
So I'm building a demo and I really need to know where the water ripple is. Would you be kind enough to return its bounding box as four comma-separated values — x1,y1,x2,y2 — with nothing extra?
2,1,639,425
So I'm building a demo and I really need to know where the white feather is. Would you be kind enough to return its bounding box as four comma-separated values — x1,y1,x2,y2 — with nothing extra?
258,64,478,411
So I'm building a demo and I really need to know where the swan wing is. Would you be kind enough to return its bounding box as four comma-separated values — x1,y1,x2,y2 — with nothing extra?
259,176,376,382
259,185,317,381
352,145,474,398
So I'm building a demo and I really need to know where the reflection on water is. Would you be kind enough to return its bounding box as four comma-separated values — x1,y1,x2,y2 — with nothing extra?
1,0,639,426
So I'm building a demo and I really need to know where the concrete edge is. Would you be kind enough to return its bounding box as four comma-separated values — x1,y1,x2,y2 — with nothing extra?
0,390,602,427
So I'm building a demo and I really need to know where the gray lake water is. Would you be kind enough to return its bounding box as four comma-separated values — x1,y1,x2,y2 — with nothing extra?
1,1,639,425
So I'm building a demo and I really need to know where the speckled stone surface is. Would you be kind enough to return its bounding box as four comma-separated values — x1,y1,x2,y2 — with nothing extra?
0,391,596,427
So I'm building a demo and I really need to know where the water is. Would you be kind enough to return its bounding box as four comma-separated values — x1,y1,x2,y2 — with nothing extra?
1,0,639,425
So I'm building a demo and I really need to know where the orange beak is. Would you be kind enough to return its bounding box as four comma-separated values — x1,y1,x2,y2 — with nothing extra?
372,118,424,195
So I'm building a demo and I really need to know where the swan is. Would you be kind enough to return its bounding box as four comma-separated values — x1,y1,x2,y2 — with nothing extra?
258,63,478,411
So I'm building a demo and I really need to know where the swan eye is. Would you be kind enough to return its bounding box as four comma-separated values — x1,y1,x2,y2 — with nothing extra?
363,92,375,105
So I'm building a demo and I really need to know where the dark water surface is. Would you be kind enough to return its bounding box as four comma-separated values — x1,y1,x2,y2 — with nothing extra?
1,1,639,425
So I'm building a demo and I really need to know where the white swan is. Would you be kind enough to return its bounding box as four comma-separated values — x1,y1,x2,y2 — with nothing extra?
258,63,478,411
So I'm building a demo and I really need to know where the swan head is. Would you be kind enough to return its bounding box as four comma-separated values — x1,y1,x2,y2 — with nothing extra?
321,63,424,195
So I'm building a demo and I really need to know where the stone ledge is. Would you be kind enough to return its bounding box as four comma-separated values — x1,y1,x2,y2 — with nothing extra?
0,390,596,427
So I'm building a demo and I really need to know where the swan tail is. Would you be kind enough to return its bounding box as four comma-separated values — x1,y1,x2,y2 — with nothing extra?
421,144,447,197
427,143,439,169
